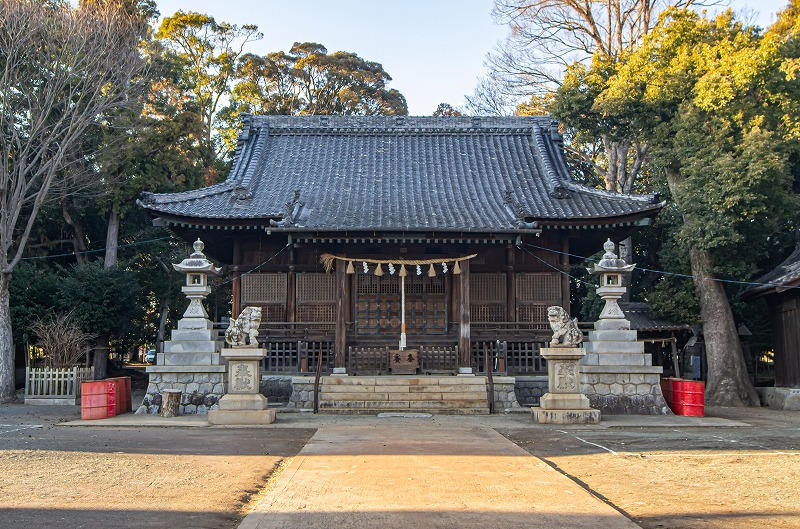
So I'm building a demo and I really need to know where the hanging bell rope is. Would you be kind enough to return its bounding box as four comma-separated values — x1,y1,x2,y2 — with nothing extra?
321,253,477,274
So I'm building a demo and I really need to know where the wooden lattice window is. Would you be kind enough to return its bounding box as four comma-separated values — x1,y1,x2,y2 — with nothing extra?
516,273,561,304
471,273,506,303
471,273,506,323
296,273,335,303
241,273,287,323
296,273,335,323
516,304,549,323
242,273,287,304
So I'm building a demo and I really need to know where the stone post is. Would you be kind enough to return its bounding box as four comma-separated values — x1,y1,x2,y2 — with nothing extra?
532,346,600,424
208,347,276,425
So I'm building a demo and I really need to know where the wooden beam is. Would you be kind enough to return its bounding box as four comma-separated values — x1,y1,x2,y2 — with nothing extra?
287,247,296,323
561,237,570,311
458,259,471,369
232,238,242,317
506,244,516,322
335,259,347,369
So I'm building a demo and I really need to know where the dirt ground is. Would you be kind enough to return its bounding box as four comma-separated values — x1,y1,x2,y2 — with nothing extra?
500,407,800,529
1,400,798,529
0,402,313,529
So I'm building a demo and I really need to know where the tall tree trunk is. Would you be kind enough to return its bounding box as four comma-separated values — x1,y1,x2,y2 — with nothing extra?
665,166,759,406
156,304,169,356
0,272,16,402
61,197,88,265
104,208,119,269
689,249,759,406
93,334,110,380
618,236,633,302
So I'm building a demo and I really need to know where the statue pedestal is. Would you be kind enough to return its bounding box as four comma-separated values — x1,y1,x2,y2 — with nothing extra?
532,346,600,424
208,347,276,425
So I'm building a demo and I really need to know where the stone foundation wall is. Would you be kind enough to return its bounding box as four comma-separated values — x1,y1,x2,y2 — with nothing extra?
260,375,294,404
514,376,548,406
492,377,522,411
581,372,670,415
286,377,315,410
137,372,225,415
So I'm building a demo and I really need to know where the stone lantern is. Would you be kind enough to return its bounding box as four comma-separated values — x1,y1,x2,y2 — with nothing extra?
582,238,670,415
173,239,220,322
588,239,636,325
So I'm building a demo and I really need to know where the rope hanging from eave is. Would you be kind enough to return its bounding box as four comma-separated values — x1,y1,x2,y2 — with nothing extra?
320,253,478,274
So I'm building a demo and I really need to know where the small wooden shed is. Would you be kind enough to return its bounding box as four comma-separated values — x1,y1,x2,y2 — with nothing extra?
744,244,800,387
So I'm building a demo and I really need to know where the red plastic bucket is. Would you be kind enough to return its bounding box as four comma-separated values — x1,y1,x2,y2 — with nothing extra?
107,377,131,414
677,380,705,417
660,378,673,406
81,381,117,420
668,378,705,417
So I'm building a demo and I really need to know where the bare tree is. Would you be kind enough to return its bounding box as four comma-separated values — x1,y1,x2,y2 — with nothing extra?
0,0,146,402
486,0,703,197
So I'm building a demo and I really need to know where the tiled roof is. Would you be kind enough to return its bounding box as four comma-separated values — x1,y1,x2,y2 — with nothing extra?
618,302,690,332
139,116,663,231
744,244,800,299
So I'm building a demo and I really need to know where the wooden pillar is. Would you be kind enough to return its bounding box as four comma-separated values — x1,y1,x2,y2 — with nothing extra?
458,259,471,369
287,247,296,323
232,239,242,317
334,259,347,369
506,244,516,322
560,237,570,311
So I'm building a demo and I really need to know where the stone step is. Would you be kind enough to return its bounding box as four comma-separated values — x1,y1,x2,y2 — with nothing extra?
317,376,491,414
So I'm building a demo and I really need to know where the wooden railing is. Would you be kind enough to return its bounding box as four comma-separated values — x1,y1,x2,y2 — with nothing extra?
260,340,333,374
25,366,95,404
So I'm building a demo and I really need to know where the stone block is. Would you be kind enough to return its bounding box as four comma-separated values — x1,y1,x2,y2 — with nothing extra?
177,318,213,330
323,392,389,401
594,319,631,330
582,353,599,365
162,351,220,366
595,353,649,366
539,393,591,410
599,374,617,384
218,393,269,411
609,383,624,394
171,329,215,341
208,408,276,425
593,383,610,394
363,401,411,409
583,374,599,385
164,341,218,354
588,329,638,342
588,341,644,354
629,374,645,384
531,407,600,424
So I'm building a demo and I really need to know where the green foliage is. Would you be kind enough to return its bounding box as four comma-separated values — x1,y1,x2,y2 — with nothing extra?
56,262,142,339
156,10,262,162
432,103,462,116
8,264,61,345
218,42,407,154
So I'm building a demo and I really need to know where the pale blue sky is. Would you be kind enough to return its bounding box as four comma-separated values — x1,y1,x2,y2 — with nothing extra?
153,0,790,116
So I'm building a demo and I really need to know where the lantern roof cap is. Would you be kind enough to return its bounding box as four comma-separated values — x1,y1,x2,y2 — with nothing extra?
172,238,221,275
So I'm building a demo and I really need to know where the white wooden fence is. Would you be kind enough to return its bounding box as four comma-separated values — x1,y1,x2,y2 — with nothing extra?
25,366,95,405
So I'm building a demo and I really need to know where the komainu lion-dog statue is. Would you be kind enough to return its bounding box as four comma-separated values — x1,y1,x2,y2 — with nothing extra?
225,306,262,346
547,306,583,347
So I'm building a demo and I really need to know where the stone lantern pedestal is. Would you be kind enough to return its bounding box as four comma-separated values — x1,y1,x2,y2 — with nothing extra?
208,348,276,425
532,346,600,424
